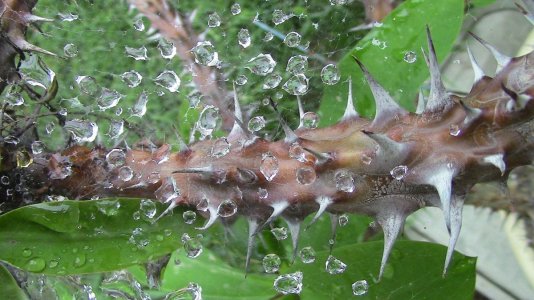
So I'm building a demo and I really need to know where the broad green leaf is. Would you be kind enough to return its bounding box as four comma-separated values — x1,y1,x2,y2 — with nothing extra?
285,241,476,300
0,199,198,275
0,264,28,300
318,0,464,125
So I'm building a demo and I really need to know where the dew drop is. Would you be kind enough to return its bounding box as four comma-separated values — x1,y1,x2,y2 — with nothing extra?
154,70,180,92
48,260,59,269
260,152,279,181
181,233,203,258
125,46,148,60
130,91,149,117
64,119,98,143
63,43,78,57
238,28,251,48
16,149,33,168
273,272,303,295
57,12,78,22
263,32,274,42
263,73,282,89
390,165,408,180
183,210,197,224
97,88,123,110
296,166,316,185
97,200,121,216
211,138,231,158
217,199,238,217
301,112,319,129
129,227,149,249
207,12,221,27
1,175,9,185
289,143,306,162
197,105,221,136
283,74,309,95
352,280,369,296
299,246,316,263
247,54,276,76
5,91,23,106
120,70,142,88
248,116,266,132
118,166,134,181
283,32,301,48
338,214,349,226
231,3,241,15
321,64,340,85
76,75,100,96
286,55,308,75
191,41,219,66
258,188,268,199
22,248,32,257
330,0,348,4
272,9,292,25
235,74,248,86
449,124,461,136
403,51,417,63
271,227,288,240
133,18,145,31
196,197,209,212
140,199,157,219
74,253,86,268
107,119,124,139
26,257,46,272
325,255,347,274
154,177,180,203
157,38,176,59
335,169,355,193
263,254,281,273
188,91,203,108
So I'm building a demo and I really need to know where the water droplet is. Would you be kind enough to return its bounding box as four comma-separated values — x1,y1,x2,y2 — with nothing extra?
449,124,461,136
335,169,355,192
129,227,149,249
321,64,340,85
246,54,276,76
63,43,78,58
57,12,78,22
125,46,148,60
119,166,134,181
352,280,369,296
140,199,157,219
286,55,308,75
107,119,124,139
130,91,149,117
260,152,279,181
325,255,347,274
133,17,145,31
296,166,316,185
207,12,221,27
198,105,221,136
181,233,203,258
271,227,288,240
273,272,303,295
258,188,268,199
26,257,46,272
248,116,266,132
97,200,121,216
16,149,33,168
188,91,203,108
231,3,241,15
1,175,9,185
288,143,306,162
76,75,100,96
330,0,348,4
238,28,251,48
45,122,55,135
403,51,417,63
235,75,248,86
211,138,231,158
97,88,123,110
299,246,316,263
390,165,408,180
272,9,292,25
22,248,32,257
183,210,197,224
263,32,274,42
371,38,387,49
283,74,309,95
263,254,281,273
283,32,301,48
197,197,209,211
64,119,98,143
121,70,142,88
154,177,180,203
157,38,176,59
191,41,219,66
48,260,59,269
74,253,86,267
217,199,237,217
154,70,180,92
338,214,349,226
301,112,319,129
263,74,282,90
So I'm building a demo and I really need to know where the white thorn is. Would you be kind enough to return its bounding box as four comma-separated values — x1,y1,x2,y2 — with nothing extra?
24,13,54,23
342,77,358,121
297,96,305,128
415,89,426,114
423,26,451,113
483,154,506,175
228,83,248,142
254,201,289,235
466,46,485,83
245,218,258,275
196,206,218,230
377,213,405,281
426,166,456,232
13,39,56,56
153,201,177,222
443,194,464,276
284,218,301,263
306,196,332,230
469,32,511,73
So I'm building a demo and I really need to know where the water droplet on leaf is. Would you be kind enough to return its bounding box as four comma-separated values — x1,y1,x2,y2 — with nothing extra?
154,70,180,92
64,119,98,143
352,280,369,296
183,210,197,224
181,233,203,258
26,257,46,272
231,3,241,15
263,73,282,89
286,55,308,75
198,105,221,136
97,200,121,216
97,88,123,110
133,18,145,31
121,70,142,88
125,46,148,60
325,255,347,274
273,272,303,295
283,32,301,48
238,28,251,48
207,12,221,27
321,64,340,85
403,51,417,63
271,227,288,240
283,74,309,95
299,246,316,263
63,43,78,57
140,199,157,219
263,254,281,273
191,41,219,66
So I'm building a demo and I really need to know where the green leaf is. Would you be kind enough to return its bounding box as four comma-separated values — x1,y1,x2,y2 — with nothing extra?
0,264,28,300
0,199,198,275
318,0,464,125
286,240,476,300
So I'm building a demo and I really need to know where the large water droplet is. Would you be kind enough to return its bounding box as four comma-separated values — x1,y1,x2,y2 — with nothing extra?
273,272,303,295
118,166,134,181
301,112,319,129
299,246,316,263
106,149,126,168
63,43,78,58
26,257,46,272
246,54,276,76
97,88,123,110
154,70,180,92
403,51,417,63
183,210,197,224
339,214,349,226
238,28,251,48
140,199,157,219
352,280,369,296
191,41,219,66
121,70,142,88
283,32,301,48
217,199,237,217
107,119,124,139
198,105,221,136
182,233,203,258
231,3,241,15
125,46,148,60
64,119,98,143
272,9,292,25
97,200,121,216
155,177,180,203
248,116,266,132
130,91,149,117
260,152,279,181
288,143,306,162
263,73,282,89
263,32,274,42
31,141,44,155
129,227,149,249
263,254,281,273
325,255,347,274
335,169,355,192
271,227,288,240
296,166,316,185
207,12,221,27
286,55,308,75
157,38,176,59
76,75,100,96
390,165,408,180
133,18,145,31
321,64,340,85
283,74,309,95
211,138,231,158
